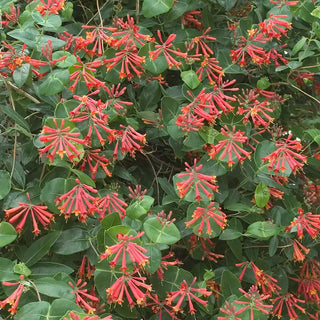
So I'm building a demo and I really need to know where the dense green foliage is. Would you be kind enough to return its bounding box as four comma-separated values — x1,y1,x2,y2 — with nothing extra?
0,0,320,319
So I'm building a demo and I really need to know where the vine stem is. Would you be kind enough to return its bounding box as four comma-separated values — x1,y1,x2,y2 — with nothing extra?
136,0,140,24
28,280,42,302
2,79,17,178
96,0,103,27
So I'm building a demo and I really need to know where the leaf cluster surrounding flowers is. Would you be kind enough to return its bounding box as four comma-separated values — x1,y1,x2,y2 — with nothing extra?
0,0,320,319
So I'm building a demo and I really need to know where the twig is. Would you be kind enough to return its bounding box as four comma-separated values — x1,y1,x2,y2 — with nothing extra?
3,80,17,178
96,0,103,27
143,152,160,205
136,0,140,24
7,81,40,104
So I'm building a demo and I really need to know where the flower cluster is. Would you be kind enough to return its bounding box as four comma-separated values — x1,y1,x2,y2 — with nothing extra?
176,159,219,202
5,193,54,235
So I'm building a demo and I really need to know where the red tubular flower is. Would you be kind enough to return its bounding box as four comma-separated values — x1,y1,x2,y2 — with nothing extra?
182,10,203,30
230,29,269,67
176,159,219,202
69,92,115,146
147,293,180,320
76,149,112,180
105,84,133,112
41,40,66,66
0,276,25,315
259,14,292,39
186,202,227,236
292,239,310,262
156,252,182,281
196,56,224,85
103,45,146,79
69,57,105,92
261,134,307,174
234,285,273,319
189,234,224,262
69,279,99,314
292,276,320,304
4,193,54,235
80,25,115,56
218,301,243,320
64,311,113,320
272,293,306,320
176,112,204,132
106,270,152,307
237,89,275,128
251,262,281,295
179,80,237,126
269,0,299,8
207,125,252,167
236,261,281,295
0,42,47,76
3,5,20,24
34,0,65,16
55,178,98,222
39,118,85,162
97,192,127,220
78,255,95,279
166,277,212,314
149,31,187,69
112,125,146,159
100,232,149,273
189,28,216,56
285,208,320,239
111,14,153,50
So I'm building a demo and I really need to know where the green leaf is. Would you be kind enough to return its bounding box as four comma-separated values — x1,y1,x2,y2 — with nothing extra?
52,228,90,255
144,244,162,273
180,70,200,89
143,216,181,244
52,51,77,69
305,128,320,145
217,0,237,10
39,69,70,96
269,236,279,257
49,298,83,319
292,37,307,56
142,0,175,18
1,105,30,132
0,170,11,200
0,222,17,247
161,96,180,124
311,6,320,18
14,301,50,320
0,258,19,281
22,231,61,267
13,64,31,88
150,265,194,298
245,221,280,239
70,169,95,187
257,77,270,90
219,229,242,240
221,269,241,298
33,277,74,299
13,263,31,277
32,11,62,30
40,178,71,212
100,212,122,230
30,262,73,279
254,182,270,208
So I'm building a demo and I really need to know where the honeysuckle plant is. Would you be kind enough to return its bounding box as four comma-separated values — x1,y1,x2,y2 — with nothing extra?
0,0,320,319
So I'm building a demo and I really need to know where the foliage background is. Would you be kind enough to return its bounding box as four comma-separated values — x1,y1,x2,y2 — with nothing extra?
0,0,319,319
